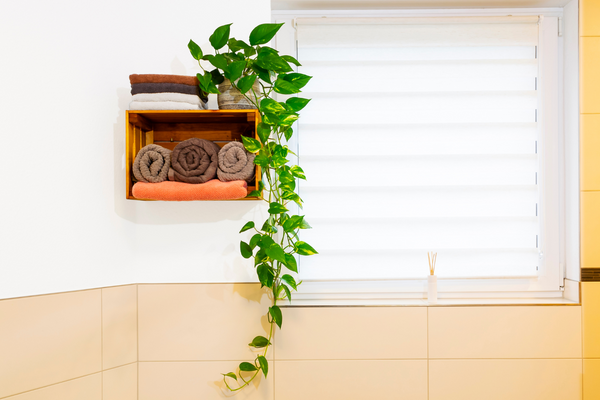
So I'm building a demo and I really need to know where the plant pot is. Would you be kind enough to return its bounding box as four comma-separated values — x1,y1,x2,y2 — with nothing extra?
427,275,437,303
218,79,260,110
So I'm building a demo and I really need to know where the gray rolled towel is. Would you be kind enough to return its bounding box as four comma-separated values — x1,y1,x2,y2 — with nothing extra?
132,144,172,183
131,82,200,96
168,138,221,183
217,141,256,183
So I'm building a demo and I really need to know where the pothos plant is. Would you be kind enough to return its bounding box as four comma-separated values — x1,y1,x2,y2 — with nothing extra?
188,22,317,391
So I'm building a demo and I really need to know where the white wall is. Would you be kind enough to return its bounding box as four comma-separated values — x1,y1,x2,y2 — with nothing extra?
0,0,271,299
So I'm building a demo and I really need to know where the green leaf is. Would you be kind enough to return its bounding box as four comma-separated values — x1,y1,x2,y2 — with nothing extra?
282,284,292,302
254,154,269,168
210,69,225,85
247,190,262,198
256,53,293,73
188,39,203,60
260,98,286,114
237,74,257,94
239,362,257,372
284,128,293,141
279,180,296,193
239,221,255,233
268,202,288,214
299,218,312,229
279,113,299,126
269,305,283,329
251,64,272,84
249,336,271,348
241,135,261,153
258,46,279,56
284,254,298,272
222,372,237,380
282,215,303,232
274,78,301,94
286,97,311,112
257,123,271,144
282,190,302,208
263,112,280,126
204,54,229,71
257,355,269,378
261,220,277,234
257,263,274,288
228,38,249,52
290,165,306,180
249,23,284,46
225,60,246,82
281,72,312,89
210,23,232,50
295,241,318,256
255,249,268,264
250,233,261,249
258,234,275,248
240,241,253,258
281,54,301,66
278,169,294,184
265,243,286,264
281,274,298,290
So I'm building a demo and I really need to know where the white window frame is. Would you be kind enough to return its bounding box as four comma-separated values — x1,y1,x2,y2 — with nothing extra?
272,7,579,304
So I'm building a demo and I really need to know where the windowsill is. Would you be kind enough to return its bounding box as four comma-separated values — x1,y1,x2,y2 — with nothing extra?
285,297,580,307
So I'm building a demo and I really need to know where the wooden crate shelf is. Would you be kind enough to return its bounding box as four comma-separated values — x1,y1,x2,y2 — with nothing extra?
126,110,261,201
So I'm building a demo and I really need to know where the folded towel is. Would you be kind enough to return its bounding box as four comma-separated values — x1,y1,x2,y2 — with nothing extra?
129,101,203,111
169,138,222,183
132,93,205,106
132,180,248,201
129,74,199,86
132,144,172,183
217,141,256,183
131,82,199,96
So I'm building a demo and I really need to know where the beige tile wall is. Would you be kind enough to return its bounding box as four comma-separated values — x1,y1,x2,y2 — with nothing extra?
0,283,589,400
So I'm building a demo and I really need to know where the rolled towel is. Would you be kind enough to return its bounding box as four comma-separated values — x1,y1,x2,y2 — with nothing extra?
132,93,205,106
131,82,199,96
132,180,248,201
129,74,199,86
132,144,172,183
217,141,256,183
129,101,203,111
169,138,221,184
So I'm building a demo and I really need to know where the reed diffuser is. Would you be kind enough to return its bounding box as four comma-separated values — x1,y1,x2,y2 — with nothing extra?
427,252,438,303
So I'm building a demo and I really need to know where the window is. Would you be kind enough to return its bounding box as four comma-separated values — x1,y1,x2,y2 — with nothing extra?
274,12,566,303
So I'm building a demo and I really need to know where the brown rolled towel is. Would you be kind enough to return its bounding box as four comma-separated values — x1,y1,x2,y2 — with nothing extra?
129,74,199,86
217,141,256,183
169,138,221,183
131,82,200,96
132,144,172,183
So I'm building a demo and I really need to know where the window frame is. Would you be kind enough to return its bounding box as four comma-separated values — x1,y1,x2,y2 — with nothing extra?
272,7,577,304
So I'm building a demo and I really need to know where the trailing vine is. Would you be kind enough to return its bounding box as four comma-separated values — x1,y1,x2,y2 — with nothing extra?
189,22,317,391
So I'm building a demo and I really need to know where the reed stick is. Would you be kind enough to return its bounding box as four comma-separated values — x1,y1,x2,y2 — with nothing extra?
428,251,437,275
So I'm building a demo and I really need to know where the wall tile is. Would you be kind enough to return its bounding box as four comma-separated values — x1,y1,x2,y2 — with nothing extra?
138,284,272,361
428,306,581,359
2,373,101,400
275,307,427,360
103,363,137,400
583,282,600,358
274,360,427,400
102,285,138,370
429,359,582,400
581,0,600,37
580,37,600,114
584,359,600,400
138,361,273,400
581,192,600,268
0,290,102,398
581,114,600,191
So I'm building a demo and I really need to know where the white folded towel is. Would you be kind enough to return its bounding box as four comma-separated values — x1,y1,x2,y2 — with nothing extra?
132,92,205,106
129,101,204,110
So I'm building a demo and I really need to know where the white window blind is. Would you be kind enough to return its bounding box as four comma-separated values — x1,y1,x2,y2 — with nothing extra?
294,16,550,283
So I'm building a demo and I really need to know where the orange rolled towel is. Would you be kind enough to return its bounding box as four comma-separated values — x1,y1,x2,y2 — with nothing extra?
129,74,199,86
132,179,248,201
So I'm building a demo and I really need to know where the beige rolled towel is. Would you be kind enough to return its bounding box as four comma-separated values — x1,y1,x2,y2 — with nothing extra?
217,141,256,183
132,144,172,183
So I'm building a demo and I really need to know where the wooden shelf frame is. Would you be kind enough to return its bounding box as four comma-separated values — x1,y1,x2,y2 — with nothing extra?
126,110,262,201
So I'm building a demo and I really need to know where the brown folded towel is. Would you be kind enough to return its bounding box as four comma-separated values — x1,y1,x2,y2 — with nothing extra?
129,74,199,86
131,82,200,96
169,138,222,183
217,141,256,183
132,144,172,183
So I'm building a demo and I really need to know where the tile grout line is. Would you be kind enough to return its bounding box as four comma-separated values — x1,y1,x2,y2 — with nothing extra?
0,371,104,400
427,306,429,400
137,284,140,400
101,289,103,400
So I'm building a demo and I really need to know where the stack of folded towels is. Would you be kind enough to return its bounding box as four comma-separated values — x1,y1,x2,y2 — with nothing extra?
131,138,256,201
128,74,208,110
